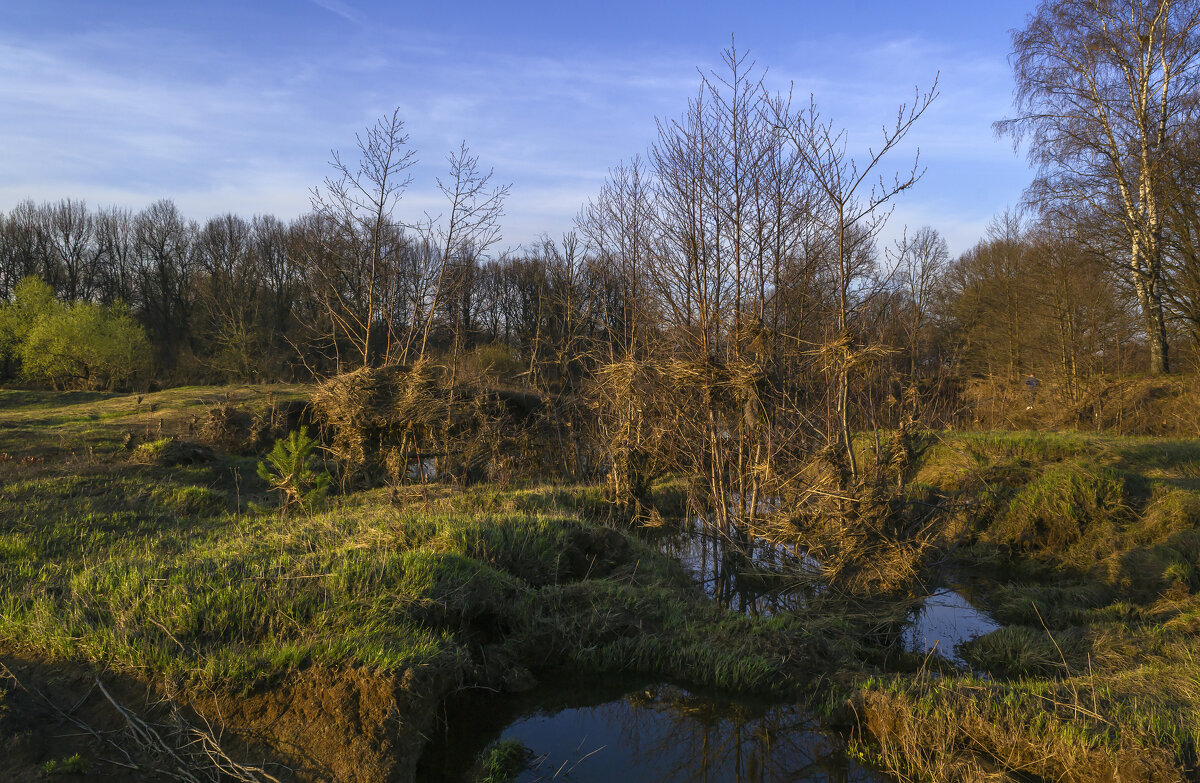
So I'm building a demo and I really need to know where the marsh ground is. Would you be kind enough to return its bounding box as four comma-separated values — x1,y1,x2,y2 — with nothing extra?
2,388,1199,781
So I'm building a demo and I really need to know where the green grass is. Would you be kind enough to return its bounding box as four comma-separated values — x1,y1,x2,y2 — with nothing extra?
7,390,1200,781
0,384,307,457
0,386,854,698
841,428,1200,781
42,753,90,775
478,738,533,782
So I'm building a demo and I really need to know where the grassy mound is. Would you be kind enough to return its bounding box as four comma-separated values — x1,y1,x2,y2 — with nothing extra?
846,430,1200,781
0,385,872,781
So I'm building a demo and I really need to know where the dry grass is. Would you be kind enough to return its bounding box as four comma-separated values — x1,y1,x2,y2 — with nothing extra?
959,374,1200,438
311,361,553,486
852,674,1186,783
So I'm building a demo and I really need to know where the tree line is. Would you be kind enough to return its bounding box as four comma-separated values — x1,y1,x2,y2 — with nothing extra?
4,2,1200,560
0,3,1198,416
0,148,1191,398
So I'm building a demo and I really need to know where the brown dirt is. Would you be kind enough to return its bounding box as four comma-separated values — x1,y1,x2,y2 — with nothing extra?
0,651,453,783
188,666,449,783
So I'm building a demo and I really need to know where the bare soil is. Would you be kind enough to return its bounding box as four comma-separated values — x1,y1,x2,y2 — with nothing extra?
0,650,452,783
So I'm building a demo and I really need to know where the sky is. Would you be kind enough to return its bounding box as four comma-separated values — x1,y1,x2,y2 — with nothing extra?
0,0,1039,257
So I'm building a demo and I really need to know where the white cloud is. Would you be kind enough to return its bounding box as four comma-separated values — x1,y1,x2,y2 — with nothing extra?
0,20,1032,252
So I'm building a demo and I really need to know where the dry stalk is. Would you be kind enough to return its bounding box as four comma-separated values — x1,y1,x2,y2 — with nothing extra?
96,677,284,783
0,663,281,783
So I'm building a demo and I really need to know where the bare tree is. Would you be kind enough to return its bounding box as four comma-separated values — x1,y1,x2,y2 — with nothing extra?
577,156,655,362
195,214,264,379
773,79,939,481
303,109,416,369
1028,217,1133,395
412,142,509,361
43,199,98,302
95,206,138,307
1163,114,1200,354
0,202,47,300
891,225,950,377
134,199,196,366
998,0,1200,374
252,214,302,370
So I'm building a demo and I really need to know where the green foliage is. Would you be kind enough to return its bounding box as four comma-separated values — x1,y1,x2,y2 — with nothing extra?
256,427,331,512
22,300,151,389
478,738,534,782
42,753,90,775
0,275,151,389
0,276,57,362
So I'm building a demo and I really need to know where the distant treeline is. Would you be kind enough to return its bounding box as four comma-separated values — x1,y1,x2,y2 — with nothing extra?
0,197,633,385
1,34,1200,441
0,195,1192,392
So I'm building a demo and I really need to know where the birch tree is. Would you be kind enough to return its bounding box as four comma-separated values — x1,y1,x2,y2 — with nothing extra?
998,0,1200,374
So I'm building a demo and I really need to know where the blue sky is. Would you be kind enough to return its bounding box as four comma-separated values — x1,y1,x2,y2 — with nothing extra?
0,0,1037,256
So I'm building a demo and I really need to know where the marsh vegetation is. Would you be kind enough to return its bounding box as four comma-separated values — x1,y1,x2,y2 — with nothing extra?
5,3,1200,781
2,386,1200,781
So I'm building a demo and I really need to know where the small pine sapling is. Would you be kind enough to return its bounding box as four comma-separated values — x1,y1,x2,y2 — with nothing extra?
257,427,331,512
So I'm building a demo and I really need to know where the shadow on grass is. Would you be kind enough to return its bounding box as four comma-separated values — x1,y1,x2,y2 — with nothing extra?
0,389,124,410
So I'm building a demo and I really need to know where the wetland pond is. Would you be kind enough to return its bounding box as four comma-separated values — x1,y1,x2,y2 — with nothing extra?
902,586,1000,666
420,519,999,781
654,517,1000,665
417,673,887,782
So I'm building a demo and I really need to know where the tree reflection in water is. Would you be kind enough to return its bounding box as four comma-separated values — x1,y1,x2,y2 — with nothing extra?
652,517,822,616
597,685,879,782
417,674,886,782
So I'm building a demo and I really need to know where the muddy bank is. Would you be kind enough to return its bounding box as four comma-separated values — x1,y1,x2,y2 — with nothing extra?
0,652,452,783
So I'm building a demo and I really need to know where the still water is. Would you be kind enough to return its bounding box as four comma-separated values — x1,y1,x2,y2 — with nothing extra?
653,518,1000,664
653,517,820,615
418,520,998,781
901,586,1000,666
418,674,888,782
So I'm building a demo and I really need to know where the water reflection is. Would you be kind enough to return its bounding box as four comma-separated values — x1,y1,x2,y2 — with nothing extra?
650,519,1000,665
652,518,821,615
407,457,438,480
901,587,999,666
418,674,887,782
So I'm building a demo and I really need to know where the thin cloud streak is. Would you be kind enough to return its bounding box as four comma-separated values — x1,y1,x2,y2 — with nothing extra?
310,0,366,26
0,13,1032,255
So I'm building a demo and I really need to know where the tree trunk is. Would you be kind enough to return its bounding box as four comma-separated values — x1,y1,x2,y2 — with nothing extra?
1132,240,1170,375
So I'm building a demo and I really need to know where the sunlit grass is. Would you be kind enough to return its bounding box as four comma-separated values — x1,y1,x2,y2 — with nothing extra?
7,389,1200,779
0,386,847,697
